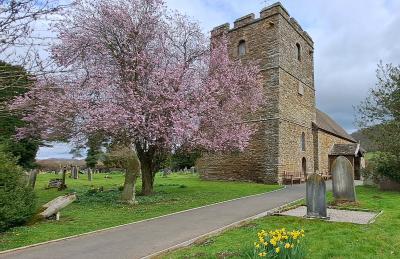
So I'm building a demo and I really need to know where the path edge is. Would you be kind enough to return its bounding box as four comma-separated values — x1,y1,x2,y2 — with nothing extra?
0,185,286,255
143,197,304,259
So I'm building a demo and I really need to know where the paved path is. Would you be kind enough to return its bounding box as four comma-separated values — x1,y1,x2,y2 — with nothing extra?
0,183,312,259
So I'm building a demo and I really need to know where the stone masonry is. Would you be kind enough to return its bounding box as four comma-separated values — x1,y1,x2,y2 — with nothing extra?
197,2,357,184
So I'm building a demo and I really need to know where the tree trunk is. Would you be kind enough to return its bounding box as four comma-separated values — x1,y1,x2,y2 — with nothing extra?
141,160,154,195
120,147,141,204
138,145,156,196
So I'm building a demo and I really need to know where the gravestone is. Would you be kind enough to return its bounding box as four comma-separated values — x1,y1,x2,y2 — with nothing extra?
331,156,356,202
48,179,63,188
88,168,93,181
306,172,328,219
28,169,38,189
59,167,67,190
72,166,79,179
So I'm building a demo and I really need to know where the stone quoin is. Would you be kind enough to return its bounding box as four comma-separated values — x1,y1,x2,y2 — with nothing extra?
197,2,363,184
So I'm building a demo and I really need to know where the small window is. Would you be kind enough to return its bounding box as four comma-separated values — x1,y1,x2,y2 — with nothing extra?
296,43,301,61
301,132,306,151
238,40,246,57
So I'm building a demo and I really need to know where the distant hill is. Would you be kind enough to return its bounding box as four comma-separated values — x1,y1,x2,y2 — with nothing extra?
351,127,380,152
36,158,86,171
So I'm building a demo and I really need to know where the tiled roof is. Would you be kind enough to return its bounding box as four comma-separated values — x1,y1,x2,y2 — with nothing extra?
316,109,356,142
329,143,363,156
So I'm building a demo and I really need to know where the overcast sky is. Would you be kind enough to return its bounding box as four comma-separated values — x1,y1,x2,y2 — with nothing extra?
36,0,400,159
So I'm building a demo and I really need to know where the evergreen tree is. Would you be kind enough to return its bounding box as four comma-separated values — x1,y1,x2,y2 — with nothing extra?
0,61,39,169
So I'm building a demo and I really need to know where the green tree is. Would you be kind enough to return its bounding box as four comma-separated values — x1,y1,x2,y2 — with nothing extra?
163,149,201,171
357,63,400,155
0,146,37,231
0,61,39,169
85,137,103,169
357,63,400,182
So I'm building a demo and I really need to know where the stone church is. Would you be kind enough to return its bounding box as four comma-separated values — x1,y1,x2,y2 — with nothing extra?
197,2,364,184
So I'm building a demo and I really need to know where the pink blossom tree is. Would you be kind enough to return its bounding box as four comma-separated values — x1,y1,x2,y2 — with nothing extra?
11,0,264,203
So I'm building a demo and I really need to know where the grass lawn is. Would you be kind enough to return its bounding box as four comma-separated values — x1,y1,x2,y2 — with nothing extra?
0,172,280,251
165,186,400,259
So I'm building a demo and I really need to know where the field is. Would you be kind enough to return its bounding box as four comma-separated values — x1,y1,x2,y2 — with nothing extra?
0,172,280,251
165,186,400,258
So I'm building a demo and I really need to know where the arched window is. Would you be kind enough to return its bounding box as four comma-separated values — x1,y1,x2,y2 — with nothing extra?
238,40,246,57
301,132,306,151
296,43,301,61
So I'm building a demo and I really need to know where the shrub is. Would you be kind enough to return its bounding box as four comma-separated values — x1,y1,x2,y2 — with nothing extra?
363,153,400,183
247,228,305,258
0,149,37,231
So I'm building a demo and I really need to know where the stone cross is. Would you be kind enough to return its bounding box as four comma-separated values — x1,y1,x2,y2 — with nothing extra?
306,172,328,219
331,156,356,202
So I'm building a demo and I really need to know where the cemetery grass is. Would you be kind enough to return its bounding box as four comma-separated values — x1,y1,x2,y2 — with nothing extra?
165,186,400,259
0,173,280,251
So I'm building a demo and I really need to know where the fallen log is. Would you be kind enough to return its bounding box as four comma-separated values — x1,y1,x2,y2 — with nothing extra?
38,193,77,219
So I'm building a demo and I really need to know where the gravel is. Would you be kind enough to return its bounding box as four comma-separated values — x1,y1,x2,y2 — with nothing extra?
279,206,379,224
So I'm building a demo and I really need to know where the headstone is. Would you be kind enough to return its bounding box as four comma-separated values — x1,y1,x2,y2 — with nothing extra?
28,169,38,189
48,179,63,188
331,156,356,202
306,173,328,219
60,167,67,190
72,166,79,179
88,168,93,181
190,166,195,174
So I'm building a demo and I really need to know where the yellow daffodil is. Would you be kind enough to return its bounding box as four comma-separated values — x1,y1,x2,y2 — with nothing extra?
285,243,291,249
275,247,280,253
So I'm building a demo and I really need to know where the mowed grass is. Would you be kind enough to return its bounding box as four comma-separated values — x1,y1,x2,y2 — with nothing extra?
165,186,400,259
0,172,280,251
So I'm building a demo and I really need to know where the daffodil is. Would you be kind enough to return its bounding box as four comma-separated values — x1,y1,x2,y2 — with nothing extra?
275,247,280,253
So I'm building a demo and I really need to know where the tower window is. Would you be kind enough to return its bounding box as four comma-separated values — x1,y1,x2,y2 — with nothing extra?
301,132,306,151
296,43,301,61
238,40,246,57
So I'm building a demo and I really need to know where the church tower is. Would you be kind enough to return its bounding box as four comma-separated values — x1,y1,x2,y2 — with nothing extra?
197,2,316,183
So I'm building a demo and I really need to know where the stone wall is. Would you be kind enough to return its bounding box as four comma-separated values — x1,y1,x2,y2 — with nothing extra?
275,6,316,180
199,2,322,184
316,130,354,174
198,4,283,183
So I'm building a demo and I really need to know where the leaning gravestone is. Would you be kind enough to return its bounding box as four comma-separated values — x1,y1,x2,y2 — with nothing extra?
331,156,356,202
306,172,328,219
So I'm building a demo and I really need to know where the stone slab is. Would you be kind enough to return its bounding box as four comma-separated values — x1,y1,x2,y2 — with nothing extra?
279,206,378,224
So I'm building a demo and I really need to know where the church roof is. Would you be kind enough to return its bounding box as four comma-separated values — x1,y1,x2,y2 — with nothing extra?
315,109,356,143
330,143,366,157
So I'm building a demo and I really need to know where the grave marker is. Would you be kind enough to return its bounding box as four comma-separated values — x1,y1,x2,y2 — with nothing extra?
331,156,356,202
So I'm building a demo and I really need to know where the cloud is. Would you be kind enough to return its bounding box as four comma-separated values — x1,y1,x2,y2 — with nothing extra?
36,0,400,158
37,142,84,160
